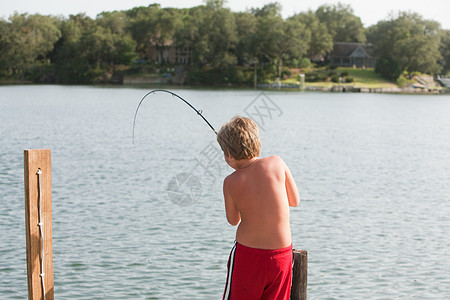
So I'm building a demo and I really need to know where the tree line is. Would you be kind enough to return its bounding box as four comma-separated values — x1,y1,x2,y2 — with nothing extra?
0,1,449,84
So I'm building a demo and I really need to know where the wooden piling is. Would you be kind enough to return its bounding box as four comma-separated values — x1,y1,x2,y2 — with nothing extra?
291,249,307,300
24,149,54,300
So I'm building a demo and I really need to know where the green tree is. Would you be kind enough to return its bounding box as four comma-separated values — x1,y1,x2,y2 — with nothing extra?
367,12,442,77
95,11,137,65
127,5,159,59
282,17,311,65
234,12,257,65
97,11,128,35
0,13,61,78
201,1,237,66
250,2,281,18
374,57,402,80
316,3,366,42
127,4,182,62
173,12,198,62
440,30,450,75
0,19,11,77
290,11,333,59
175,1,237,67
252,2,284,75
54,14,136,83
54,14,100,82
252,3,310,77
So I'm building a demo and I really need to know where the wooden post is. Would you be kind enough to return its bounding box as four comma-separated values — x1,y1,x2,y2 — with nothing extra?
291,249,307,300
299,74,305,91
24,149,54,300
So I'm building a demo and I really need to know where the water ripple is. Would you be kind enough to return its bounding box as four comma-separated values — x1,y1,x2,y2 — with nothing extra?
1,87,449,298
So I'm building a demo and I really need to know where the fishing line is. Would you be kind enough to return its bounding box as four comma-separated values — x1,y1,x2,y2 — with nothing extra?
132,89,217,144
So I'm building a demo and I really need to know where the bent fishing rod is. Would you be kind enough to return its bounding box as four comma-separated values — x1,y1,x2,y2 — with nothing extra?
132,89,217,144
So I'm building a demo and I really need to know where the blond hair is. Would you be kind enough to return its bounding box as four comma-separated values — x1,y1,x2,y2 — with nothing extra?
217,116,261,160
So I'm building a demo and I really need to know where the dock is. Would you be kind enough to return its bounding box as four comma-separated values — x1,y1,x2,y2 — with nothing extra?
23,149,307,300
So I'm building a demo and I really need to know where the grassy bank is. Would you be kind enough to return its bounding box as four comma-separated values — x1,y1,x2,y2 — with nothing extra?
337,67,397,88
282,67,398,89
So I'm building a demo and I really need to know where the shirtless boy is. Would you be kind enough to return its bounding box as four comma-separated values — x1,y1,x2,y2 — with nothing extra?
217,116,300,300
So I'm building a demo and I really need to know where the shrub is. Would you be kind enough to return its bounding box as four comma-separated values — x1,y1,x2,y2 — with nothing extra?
328,64,338,70
186,66,253,85
397,74,408,88
331,74,340,83
298,58,311,68
375,57,402,81
305,70,328,82
345,76,354,83
230,68,253,84
281,69,292,78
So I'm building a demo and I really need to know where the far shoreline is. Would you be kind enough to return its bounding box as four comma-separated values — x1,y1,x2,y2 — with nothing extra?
1,80,449,94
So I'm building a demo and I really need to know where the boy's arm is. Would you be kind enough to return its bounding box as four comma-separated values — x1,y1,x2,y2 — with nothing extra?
284,162,300,207
223,177,241,226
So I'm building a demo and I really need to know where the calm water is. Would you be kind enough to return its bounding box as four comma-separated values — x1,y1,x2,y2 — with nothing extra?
1,85,449,299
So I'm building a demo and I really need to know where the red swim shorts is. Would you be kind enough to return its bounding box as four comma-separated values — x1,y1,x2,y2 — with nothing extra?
223,242,293,300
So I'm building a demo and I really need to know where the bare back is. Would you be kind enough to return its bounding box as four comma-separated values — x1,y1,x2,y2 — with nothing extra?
223,156,299,250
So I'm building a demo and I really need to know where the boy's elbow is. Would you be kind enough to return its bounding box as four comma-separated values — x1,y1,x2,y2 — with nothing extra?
289,195,300,207
228,220,239,226
227,215,240,226
290,199,300,207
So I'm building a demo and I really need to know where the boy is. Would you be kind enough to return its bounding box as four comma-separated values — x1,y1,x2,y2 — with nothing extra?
217,116,300,300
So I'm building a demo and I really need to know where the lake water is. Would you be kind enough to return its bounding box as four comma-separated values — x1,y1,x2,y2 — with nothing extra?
1,85,449,299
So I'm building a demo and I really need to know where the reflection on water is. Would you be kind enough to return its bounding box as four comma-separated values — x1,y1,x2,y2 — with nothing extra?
0,85,449,299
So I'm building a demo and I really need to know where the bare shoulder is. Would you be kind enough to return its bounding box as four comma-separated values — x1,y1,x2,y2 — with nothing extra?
224,170,239,187
223,174,233,195
265,155,284,163
261,155,286,168
224,172,235,184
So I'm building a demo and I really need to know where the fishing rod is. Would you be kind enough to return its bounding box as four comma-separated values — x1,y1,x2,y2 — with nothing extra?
132,89,217,144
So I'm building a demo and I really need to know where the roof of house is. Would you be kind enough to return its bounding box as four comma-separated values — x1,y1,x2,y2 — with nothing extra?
331,42,376,58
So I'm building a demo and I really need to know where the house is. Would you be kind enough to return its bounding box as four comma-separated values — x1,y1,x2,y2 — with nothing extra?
148,42,192,65
329,42,377,68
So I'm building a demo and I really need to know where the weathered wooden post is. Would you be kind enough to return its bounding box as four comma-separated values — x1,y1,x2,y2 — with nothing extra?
24,149,54,300
291,249,307,300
